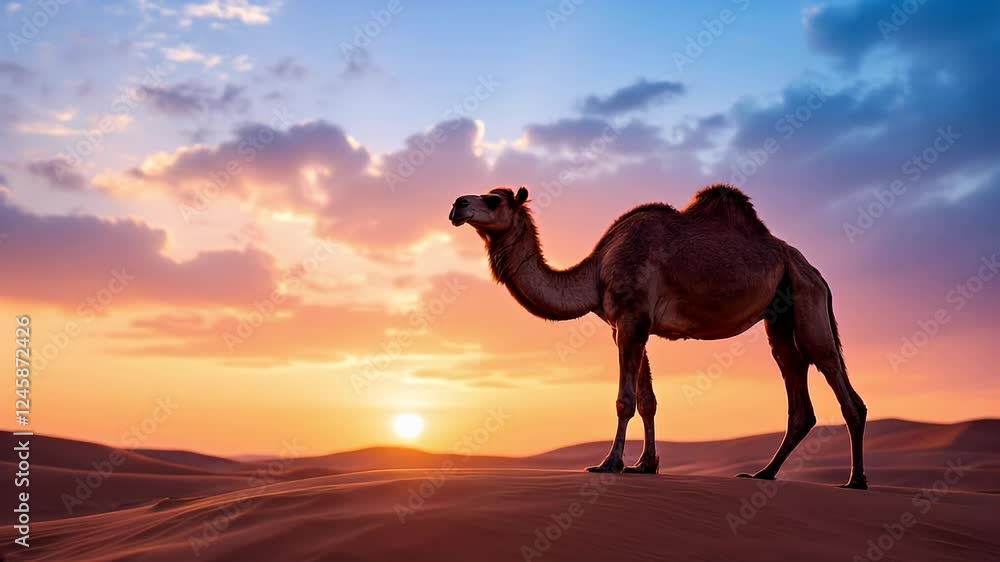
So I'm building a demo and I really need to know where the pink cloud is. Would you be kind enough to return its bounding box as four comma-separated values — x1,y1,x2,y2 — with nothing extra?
0,193,279,309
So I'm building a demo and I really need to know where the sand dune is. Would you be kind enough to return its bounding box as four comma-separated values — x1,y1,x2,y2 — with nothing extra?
519,419,1000,492
133,448,255,473
3,470,997,562
6,433,241,476
2,419,997,561
307,419,1000,492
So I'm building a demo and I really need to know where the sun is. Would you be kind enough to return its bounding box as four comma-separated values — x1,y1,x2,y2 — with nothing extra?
393,413,425,440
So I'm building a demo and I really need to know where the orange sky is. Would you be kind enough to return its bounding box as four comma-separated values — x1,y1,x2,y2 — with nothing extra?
4,258,997,458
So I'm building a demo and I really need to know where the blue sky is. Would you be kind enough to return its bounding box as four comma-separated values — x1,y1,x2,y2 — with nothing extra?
3,0,832,157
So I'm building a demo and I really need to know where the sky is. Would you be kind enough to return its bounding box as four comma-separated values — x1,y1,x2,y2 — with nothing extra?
0,0,997,458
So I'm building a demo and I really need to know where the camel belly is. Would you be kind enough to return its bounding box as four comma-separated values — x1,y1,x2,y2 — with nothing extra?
651,304,763,340
650,274,783,340
600,229,785,340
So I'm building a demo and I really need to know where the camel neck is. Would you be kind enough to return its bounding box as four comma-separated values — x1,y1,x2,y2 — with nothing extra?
485,210,599,321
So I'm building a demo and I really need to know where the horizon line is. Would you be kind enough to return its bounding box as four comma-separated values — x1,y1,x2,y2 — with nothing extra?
4,416,995,462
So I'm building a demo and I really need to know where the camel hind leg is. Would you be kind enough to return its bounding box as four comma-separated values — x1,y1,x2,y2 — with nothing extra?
738,286,815,480
786,248,868,489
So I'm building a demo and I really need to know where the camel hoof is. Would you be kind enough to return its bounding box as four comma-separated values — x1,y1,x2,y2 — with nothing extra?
839,479,868,490
622,455,659,474
585,465,622,473
736,472,775,480
585,458,624,473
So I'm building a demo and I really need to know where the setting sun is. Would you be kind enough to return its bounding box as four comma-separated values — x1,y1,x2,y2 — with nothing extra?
393,413,425,440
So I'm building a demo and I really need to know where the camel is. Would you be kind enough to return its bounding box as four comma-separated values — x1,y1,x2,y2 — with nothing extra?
448,184,868,489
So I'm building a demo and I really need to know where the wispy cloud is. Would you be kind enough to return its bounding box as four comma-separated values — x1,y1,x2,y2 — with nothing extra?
14,122,80,137
162,43,223,68
0,61,32,85
183,0,281,25
523,117,663,155
232,54,253,72
340,48,380,82
580,78,685,116
141,81,251,117
26,156,88,191
269,56,306,80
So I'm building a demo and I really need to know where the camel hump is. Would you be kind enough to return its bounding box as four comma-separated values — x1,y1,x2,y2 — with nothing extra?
684,184,770,234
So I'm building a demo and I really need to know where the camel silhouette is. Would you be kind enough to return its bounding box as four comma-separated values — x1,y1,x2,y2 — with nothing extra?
449,184,868,489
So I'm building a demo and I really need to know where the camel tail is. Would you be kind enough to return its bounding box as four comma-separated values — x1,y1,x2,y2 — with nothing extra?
823,276,847,372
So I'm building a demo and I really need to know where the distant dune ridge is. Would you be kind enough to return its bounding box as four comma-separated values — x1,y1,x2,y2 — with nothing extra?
2,419,998,561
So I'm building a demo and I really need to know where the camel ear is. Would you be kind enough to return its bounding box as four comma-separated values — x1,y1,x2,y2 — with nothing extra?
515,186,529,205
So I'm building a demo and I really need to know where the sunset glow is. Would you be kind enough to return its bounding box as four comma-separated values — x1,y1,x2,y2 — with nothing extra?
0,1,995,463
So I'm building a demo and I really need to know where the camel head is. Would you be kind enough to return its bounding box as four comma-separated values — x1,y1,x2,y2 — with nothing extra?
449,186,529,233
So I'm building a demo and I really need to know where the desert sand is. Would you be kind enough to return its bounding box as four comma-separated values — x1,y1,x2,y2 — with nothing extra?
2,419,998,561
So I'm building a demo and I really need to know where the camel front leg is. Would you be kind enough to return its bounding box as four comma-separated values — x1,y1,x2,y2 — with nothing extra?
623,351,659,474
587,319,649,473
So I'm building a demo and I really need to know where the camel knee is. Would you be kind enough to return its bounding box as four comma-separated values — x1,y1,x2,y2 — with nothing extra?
842,400,867,426
637,393,657,418
792,410,816,436
850,389,868,419
616,396,636,420
804,411,817,430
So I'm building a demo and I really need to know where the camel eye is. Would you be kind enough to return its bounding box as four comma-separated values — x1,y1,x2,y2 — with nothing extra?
484,195,501,210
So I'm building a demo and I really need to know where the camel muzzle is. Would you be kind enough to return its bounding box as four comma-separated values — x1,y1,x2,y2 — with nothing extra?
449,198,472,226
